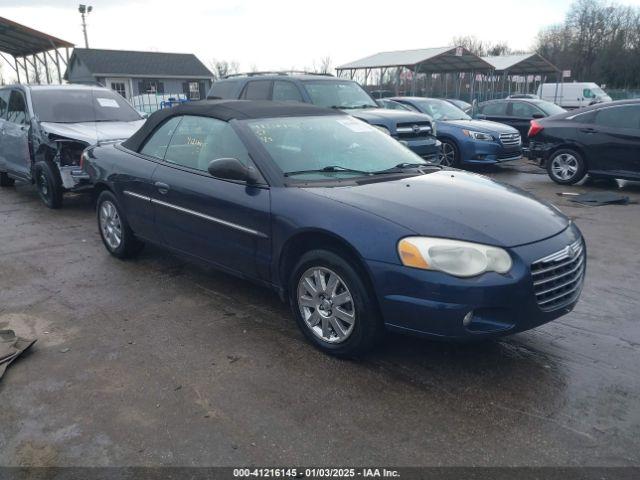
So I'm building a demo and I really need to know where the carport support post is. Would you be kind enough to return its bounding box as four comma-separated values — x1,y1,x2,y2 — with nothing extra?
14,57,21,83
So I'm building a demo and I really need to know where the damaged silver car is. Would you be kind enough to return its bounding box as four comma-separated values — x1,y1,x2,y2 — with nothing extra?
0,84,145,208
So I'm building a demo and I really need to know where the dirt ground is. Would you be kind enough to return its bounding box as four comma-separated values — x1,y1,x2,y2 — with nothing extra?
0,160,639,467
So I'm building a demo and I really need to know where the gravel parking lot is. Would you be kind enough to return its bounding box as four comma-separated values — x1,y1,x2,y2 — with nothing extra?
0,160,639,467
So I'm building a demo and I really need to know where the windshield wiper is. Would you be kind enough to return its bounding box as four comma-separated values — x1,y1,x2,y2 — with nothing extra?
284,165,372,177
372,162,434,174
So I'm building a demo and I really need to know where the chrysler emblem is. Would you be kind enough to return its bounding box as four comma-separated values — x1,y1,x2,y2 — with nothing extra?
412,124,421,134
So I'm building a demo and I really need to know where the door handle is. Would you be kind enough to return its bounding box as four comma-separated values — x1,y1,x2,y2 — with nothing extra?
154,182,170,194
580,128,598,134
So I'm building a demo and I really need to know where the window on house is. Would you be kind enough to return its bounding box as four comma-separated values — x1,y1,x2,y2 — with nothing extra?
111,82,126,98
188,82,201,100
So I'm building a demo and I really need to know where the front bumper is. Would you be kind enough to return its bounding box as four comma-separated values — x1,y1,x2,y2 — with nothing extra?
460,140,523,165
367,225,584,340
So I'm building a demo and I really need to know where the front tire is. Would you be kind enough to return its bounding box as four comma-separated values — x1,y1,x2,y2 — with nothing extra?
34,161,63,208
439,139,460,167
96,190,144,259
0,172,15,187
546,149,587,185
289,249,383,357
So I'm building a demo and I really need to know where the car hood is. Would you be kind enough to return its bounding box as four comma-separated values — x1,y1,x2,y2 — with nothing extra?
303,170,568,248
39,120,146,145
441,119,518,134
344,108,433,125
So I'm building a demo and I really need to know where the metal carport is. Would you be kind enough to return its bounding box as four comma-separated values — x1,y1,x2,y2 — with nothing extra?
336,46,493,98
480,53,560,99
0,16,74,84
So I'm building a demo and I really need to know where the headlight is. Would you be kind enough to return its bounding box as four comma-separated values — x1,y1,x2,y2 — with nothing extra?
397,237,512,278
463,130,494,141
373,125,391,135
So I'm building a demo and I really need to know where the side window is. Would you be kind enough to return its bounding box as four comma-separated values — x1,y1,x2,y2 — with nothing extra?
208,80,240,99
140,116,182,159
480,102,507,116
594,106,640,130
7,90,28,125
164,115,254,173
511,102,541,118
583,89,594,99
241,80,272,100
272,81,303,102
0,90,10,119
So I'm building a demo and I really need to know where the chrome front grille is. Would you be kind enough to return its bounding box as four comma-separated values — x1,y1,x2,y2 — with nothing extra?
396,122,432,139
499,132,521,146
531,239,585,312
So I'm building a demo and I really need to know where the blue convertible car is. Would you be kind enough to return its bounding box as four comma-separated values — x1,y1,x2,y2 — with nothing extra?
390,97,523,167
82,101,585,356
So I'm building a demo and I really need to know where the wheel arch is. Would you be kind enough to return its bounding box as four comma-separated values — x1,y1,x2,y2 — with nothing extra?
278,229,378,305
545,143,589,169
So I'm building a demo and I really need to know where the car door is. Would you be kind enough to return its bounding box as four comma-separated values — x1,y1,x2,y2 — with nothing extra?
116,115,183,240
509,101,545,142
2,89,31,179
0,89,11,172
150,115,271,280
585,104,640,177
240,80,273,100
479,101,510,125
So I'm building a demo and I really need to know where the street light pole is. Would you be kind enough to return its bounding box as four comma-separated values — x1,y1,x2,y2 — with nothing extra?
78,4,93,48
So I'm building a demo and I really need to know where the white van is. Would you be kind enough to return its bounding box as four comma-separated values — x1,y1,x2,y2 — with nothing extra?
537,82,612,109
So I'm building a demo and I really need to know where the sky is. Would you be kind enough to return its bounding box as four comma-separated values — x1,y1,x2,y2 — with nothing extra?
2,0,640,81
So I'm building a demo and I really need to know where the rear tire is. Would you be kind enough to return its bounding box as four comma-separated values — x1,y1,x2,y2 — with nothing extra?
439,139,460,167
0,172,15,187
96,190,144,259
289,249,383,357
546,149,587,185
34,161,63,208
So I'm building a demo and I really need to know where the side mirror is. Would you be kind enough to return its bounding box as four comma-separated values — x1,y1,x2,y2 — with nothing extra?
208,158,259,184
474,113,487,120
532,113,545,119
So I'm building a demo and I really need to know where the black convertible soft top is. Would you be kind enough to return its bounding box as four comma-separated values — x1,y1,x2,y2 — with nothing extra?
122,100,342,152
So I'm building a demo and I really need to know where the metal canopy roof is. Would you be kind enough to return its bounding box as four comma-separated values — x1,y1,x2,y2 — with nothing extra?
336,46,493,72
481,53,559,74
0,16,74,57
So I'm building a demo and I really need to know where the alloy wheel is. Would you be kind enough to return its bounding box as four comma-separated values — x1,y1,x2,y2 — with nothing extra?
99,200,123,250
37,172,49,198
297,266,356,344
439,142,456,166
551,153,579,181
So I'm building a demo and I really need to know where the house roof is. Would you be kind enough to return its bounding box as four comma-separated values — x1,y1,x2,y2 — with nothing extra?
336,46,493,72
68,48,213,78
0,16,73,57
481,53,559,74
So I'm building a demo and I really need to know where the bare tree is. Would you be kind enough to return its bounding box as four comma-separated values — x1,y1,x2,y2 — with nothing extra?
312,56,333,74
208,59,240,80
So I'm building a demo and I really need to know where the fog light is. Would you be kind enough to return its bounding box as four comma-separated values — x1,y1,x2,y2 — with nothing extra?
463,311,474,327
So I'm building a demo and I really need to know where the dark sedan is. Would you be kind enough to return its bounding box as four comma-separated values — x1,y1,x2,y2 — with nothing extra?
528,99,640,184
83,100,585,356
475,98,566,145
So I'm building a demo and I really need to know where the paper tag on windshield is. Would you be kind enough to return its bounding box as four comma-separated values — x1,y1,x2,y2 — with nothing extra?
97,98,120,108
337,118,372,133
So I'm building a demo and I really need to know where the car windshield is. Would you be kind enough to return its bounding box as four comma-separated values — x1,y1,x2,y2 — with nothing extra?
413,99,471,121
537,102,566,116
244,115,429,181
31,89,142,123
302,81,378,109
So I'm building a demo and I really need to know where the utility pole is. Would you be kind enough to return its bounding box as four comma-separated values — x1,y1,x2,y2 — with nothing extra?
78,4,93,48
